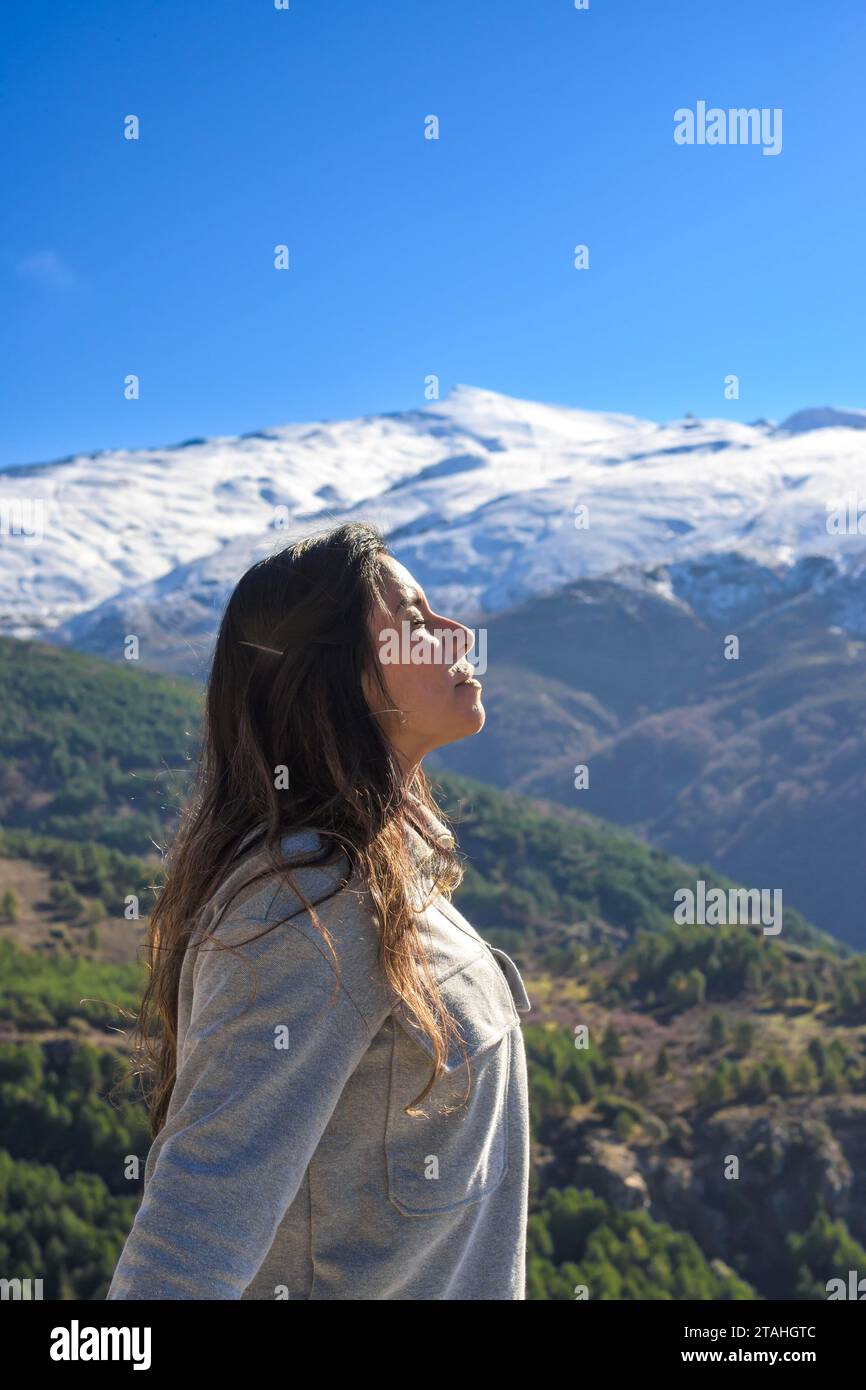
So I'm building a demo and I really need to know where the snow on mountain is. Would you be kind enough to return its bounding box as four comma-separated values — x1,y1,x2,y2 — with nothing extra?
1,385,864,658
775,406,866,434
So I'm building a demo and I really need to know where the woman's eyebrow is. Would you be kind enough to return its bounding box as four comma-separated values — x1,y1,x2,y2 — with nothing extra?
396,587,424,611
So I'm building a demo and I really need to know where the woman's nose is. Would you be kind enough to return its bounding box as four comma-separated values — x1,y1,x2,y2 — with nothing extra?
446,618,474,660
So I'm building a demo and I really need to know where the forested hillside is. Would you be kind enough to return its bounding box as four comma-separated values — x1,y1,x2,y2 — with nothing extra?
1,637,864,1300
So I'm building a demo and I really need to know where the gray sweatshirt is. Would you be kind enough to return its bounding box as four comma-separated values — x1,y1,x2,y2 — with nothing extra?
106,805,532,1300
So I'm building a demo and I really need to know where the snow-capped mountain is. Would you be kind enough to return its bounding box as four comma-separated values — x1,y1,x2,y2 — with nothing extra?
1,385,864,663
774,405,866,434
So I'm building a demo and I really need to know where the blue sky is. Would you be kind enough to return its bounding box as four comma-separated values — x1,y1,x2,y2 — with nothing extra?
1,0,864,469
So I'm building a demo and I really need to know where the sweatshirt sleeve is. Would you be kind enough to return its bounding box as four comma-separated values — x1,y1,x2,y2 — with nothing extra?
107,903,375,1299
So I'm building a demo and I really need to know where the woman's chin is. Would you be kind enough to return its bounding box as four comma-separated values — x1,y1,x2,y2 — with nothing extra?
460,698,486,735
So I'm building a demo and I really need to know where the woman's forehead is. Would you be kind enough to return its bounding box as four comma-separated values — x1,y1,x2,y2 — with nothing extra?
379,555,418,600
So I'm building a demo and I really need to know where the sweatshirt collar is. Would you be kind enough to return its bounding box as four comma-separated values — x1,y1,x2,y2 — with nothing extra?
233,795,453,871
404,794,455,866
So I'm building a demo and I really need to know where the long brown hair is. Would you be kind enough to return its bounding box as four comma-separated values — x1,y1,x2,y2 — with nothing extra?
128,521,470,1136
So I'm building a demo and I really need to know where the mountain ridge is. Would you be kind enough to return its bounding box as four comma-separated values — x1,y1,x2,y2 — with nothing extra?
2,385,865,655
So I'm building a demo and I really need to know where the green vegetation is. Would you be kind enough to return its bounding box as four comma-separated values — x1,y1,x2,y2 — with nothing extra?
0,938,143,1031
1,635,865,1300
788,1210,866,1300
0,828,155,919
0,1041,150,1299
0,1150,139,1301
436,773,841,956
692,1036,863,1106
0,635,199,853
522,1021,617,1128
526,1188,756,1300
0,1042,150,1190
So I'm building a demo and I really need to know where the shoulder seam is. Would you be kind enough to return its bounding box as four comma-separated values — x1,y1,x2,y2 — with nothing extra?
250,878,387,1038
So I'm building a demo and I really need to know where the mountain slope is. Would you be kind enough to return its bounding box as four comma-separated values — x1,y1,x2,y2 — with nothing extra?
0,636,838,954
431,558,866,946
2,640,866,1301
3,385,866,667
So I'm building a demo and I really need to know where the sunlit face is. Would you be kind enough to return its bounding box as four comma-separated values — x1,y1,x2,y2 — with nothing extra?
362,554,485,773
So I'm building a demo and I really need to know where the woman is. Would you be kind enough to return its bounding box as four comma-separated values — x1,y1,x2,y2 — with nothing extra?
107,520,532,1301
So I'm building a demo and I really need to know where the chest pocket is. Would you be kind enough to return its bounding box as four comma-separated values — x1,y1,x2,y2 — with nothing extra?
386,948,519,1217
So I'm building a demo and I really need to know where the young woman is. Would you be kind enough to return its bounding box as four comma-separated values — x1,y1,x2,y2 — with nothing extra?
107,520,532,1301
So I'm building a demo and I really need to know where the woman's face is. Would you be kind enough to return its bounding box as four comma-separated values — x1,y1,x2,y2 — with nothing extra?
363,554,485,770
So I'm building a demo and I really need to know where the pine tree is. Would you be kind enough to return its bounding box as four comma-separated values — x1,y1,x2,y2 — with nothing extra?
1,888,19,923
708,1012,727,1049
